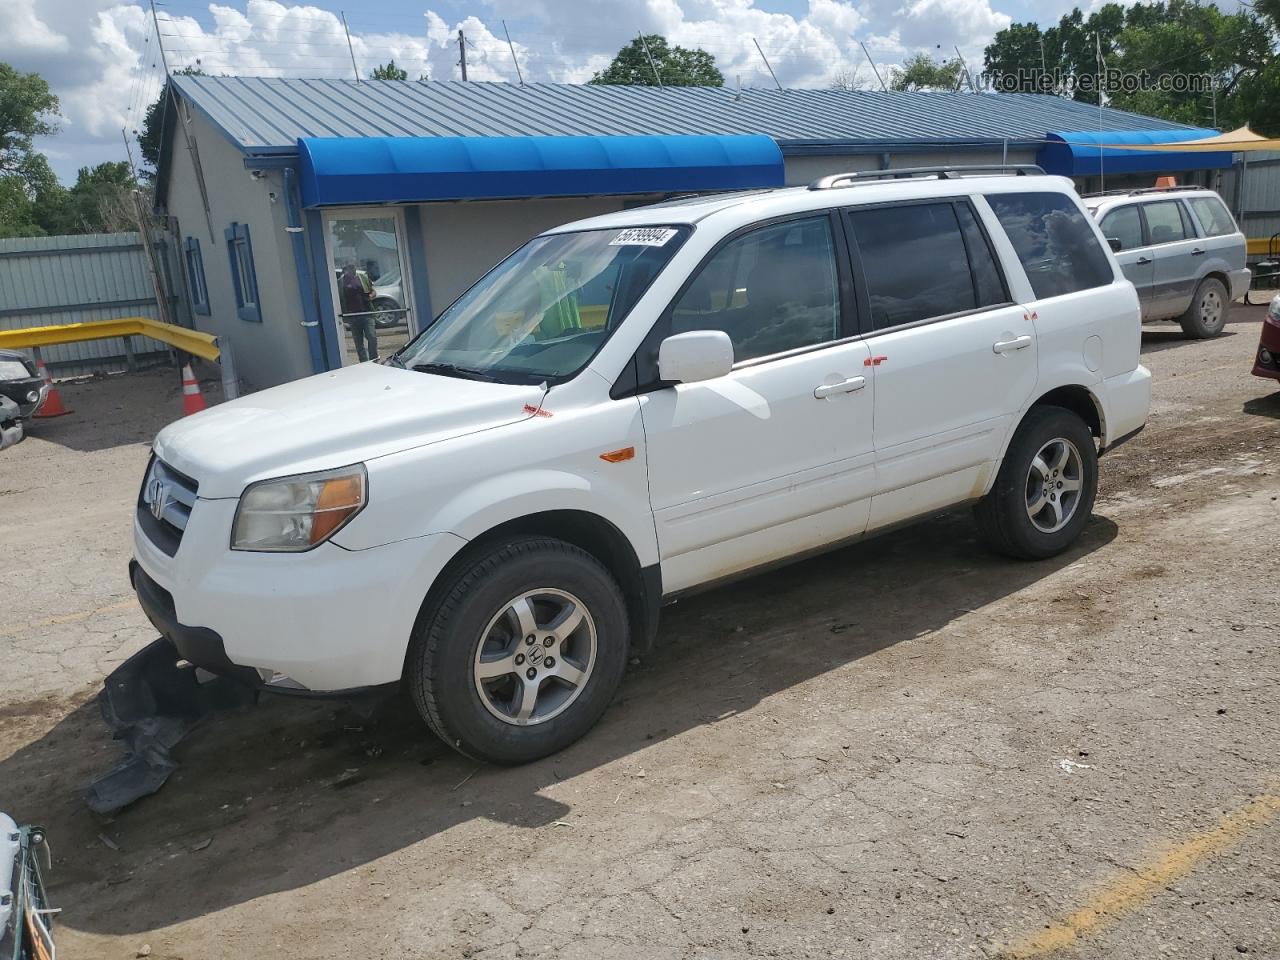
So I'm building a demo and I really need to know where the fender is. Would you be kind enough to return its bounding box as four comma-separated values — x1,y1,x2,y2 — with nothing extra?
985,376,1107,499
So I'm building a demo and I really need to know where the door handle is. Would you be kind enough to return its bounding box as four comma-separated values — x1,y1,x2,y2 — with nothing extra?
1191,248,1206,256
814,376,866,399
993,335,1032,354
1135,256,1153,265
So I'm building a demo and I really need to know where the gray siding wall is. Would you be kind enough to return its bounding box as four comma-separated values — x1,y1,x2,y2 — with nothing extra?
0,232,171,377
163,106,311,389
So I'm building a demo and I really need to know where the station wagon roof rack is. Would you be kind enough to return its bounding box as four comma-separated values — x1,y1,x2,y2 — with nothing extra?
808,164,1046,191
1082,184,1206,199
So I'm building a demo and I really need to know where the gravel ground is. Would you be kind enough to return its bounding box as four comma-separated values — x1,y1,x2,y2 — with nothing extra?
0,314,1277,960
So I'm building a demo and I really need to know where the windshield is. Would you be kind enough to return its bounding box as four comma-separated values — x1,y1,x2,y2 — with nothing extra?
395,225,690,383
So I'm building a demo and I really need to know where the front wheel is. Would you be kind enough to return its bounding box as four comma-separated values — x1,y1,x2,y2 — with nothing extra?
975,406,1098,560
407,537,630,764
1179,277,1228,339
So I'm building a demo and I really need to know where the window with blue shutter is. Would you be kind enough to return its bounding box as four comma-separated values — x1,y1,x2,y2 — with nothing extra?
184,237,210,315
225,222,262,323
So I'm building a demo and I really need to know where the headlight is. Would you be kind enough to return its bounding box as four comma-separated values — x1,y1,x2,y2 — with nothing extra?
231,464,367,552
0,360,30,379
1267,300,1280,328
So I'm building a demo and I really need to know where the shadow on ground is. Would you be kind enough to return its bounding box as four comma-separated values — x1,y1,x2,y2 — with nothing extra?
0,509,1118,937
1242,389,1280,419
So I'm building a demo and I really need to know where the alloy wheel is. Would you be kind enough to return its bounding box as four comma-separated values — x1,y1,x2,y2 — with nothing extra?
1025,437,1084,534
473,588,597,726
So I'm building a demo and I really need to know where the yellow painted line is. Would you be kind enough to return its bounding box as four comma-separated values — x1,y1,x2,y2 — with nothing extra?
0,316,219,361
0,598,138,638
1002,792,1280,958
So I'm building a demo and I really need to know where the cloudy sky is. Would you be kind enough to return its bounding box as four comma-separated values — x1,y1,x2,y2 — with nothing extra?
5,0,1080,183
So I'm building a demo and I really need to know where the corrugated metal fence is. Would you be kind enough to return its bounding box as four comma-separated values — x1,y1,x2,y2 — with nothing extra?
0,232,182,377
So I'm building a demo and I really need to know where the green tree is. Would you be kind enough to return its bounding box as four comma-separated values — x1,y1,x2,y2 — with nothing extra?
138,66,204,172
370,60,409,81
889,53,964,91
589,35,723,87
36,161,138,235
0,62,58,188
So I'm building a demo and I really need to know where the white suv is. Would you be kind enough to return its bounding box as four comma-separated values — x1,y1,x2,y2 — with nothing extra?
133,167,1151,763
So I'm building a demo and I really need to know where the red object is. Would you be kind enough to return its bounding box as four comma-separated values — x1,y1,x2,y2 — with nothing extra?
522,403,552,418
1251,308,1280,382
863,355,889,367
180,363,208,416
33,359,71,418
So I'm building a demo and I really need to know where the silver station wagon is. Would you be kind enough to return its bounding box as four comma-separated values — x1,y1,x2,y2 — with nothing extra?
1085,187,1250,338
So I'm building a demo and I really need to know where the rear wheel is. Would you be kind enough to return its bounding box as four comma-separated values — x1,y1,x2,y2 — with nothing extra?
975,405,1097,560
1178,277,1228,339
408,537,629,764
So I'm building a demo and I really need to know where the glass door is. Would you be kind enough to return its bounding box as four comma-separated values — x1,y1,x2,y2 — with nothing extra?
323,210,415,366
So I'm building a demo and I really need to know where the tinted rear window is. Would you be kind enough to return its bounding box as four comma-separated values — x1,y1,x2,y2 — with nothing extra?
847,201,1006,330
987,192,1114,300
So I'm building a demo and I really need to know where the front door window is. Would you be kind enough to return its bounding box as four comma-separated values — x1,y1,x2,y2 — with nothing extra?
326,214,413,365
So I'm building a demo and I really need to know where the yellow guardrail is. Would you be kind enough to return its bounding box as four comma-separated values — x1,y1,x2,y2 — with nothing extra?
0,316,220,361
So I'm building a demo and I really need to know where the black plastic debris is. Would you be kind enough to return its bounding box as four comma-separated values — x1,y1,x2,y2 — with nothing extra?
83,638,257,814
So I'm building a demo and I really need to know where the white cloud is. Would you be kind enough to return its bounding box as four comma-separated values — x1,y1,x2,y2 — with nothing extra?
4,0,1030,182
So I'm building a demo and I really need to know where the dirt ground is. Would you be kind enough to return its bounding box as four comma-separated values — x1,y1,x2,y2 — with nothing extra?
1,314,1277,960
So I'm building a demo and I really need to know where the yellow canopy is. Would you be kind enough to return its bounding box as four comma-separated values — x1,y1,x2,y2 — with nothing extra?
1100,125,1280,152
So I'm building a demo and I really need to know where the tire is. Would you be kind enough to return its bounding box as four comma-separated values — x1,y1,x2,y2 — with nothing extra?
407,536,630,764
1178,277,1228,339
371,298,403,328
974,405,1098,561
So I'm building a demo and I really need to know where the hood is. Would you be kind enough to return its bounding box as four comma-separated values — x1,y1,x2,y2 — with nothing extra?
154,362,544,498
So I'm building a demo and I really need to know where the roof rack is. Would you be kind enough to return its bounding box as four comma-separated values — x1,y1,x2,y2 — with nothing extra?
808,164,1046,191
1082,185,1206,199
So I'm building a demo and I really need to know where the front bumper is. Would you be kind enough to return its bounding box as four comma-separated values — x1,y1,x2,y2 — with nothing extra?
1252,317,1280,382
132,499,467,692
0,377,47,418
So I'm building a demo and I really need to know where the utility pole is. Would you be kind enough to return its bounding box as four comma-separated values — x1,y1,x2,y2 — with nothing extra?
1039,35,1048,89
638,33,662,87
502,20,523,86
860,40,887,92
458,30,468,81
341,12,360,82
752,38,783,91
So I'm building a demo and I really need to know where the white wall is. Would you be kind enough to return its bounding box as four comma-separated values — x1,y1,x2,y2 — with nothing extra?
162,106,312,389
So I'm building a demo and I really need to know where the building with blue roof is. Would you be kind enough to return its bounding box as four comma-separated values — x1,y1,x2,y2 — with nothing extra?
154,75,1234,387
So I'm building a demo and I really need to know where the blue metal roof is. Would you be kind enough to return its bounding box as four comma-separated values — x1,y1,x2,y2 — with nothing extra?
1039,129,1233,176
296,134,785,206
170,75,1202,155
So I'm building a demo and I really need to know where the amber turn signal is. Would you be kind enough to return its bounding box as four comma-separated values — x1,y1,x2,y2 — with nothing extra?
599,447,635,463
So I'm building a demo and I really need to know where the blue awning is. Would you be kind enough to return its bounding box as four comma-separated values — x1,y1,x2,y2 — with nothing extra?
297,134,785,207
1038,129,1233,177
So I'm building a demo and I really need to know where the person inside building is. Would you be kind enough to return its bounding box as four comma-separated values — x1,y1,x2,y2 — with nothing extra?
339,262,379,362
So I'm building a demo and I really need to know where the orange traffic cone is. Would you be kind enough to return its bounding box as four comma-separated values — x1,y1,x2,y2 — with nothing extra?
180,363,208,416
33,359,71,418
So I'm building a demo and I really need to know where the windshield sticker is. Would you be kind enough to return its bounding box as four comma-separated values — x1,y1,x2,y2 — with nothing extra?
610,227,678,247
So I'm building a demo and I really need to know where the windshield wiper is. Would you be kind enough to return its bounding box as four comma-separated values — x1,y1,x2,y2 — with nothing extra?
382,353,406,368
411,361,500,382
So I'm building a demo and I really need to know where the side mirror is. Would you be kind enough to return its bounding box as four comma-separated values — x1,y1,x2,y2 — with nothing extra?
658,330,734,384
1106,236,1122,252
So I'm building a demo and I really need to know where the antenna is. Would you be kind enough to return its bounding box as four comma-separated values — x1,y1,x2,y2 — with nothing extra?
752,38,783,91
637,33,662,87
859,41,887,92
1096,32,1105,192
1039,35,1048,90
954,46,976,93
341,11,359,82
502,20,524,86
458,30,468,81
149,0,170,76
